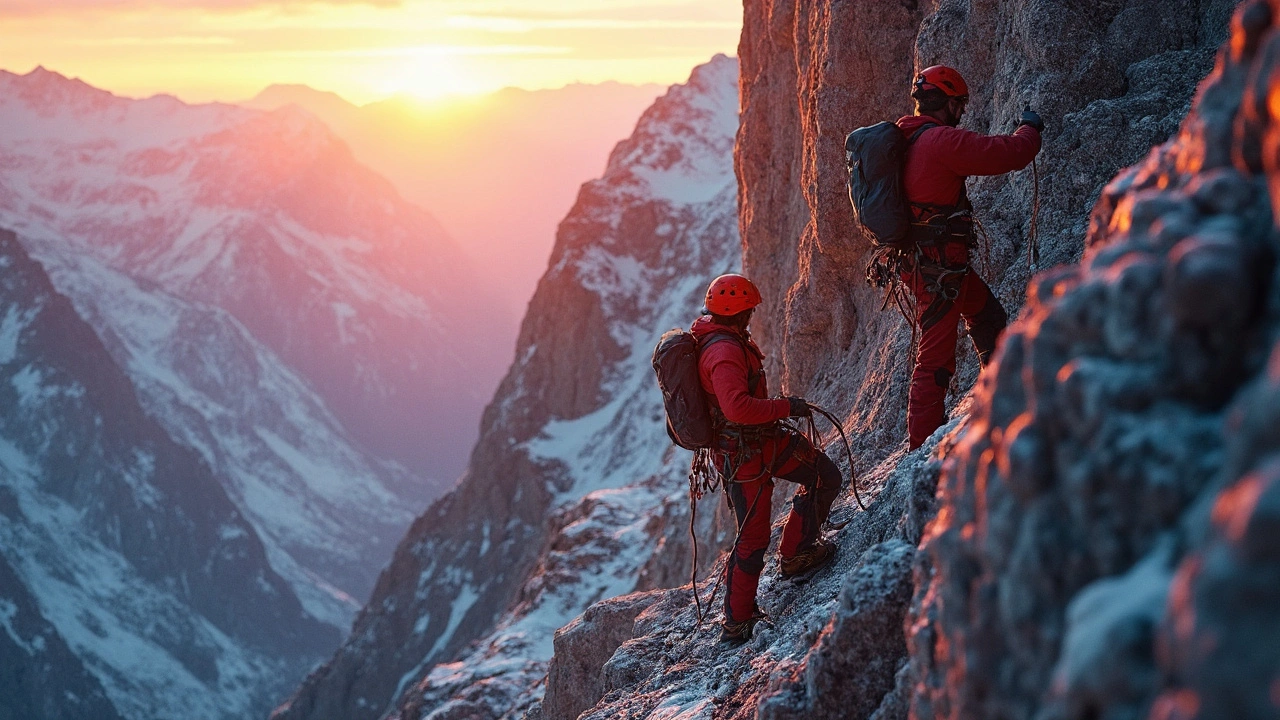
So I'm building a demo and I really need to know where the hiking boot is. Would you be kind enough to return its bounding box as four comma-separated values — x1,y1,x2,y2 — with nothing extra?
779,539,835,578
719,616,757,645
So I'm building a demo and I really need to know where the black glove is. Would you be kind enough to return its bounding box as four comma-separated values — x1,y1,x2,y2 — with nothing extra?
786,396,811,418
1019,108,1045,133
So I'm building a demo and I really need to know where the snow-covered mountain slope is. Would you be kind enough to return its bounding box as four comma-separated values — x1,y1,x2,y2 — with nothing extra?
0,67,509,625
272,54,742,720
28,240,414,627
0,228,336,719
0,552,123,720
0,66,509,485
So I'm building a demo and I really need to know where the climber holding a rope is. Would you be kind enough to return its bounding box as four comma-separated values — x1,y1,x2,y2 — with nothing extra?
653,274,852,645
851,65,1043,450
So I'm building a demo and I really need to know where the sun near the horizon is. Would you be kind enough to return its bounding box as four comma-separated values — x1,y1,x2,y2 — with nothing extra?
3,0,741,105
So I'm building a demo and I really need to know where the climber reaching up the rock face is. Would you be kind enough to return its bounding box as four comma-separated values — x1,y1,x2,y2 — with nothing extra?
893,65,1043,449
688,274,843,644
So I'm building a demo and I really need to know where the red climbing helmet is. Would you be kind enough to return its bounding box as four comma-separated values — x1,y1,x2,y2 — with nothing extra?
704,274,762,316
914,65,969,99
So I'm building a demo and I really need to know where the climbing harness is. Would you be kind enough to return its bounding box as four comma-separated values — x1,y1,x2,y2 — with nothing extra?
1027,156,1041,271
684,403,864,629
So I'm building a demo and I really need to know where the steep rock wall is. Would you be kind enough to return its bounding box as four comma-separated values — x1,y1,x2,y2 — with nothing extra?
538,2,1252,719
911,4,1280,717
739,0,1235,458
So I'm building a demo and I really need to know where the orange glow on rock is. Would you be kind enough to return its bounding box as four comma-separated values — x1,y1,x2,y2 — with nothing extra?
1268,77,1280,123
1109,195,1134,235
1056,360,1077,385
1211,475,1265,542
1167,556,1201,641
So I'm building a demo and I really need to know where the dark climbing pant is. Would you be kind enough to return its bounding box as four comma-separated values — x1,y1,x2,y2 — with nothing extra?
906,268,1007,449
721,433,841,623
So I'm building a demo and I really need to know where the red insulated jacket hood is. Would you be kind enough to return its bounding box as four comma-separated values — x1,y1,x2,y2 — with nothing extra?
690,315,790,426
896,114,1041,211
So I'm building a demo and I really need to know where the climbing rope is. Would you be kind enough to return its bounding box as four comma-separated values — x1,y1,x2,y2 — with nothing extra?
1028,156,1041,271
971,214,995,280
688,477,765,629
804,402,866,512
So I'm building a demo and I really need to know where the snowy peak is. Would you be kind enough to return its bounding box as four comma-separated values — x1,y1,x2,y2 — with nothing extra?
2,66,121,117
0,63,505,485
0,62,513,717
0,67,241,151
604,53,739,204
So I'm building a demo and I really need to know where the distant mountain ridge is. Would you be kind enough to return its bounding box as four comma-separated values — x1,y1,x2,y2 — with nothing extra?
244,79,666,318
0,63,509,652
0,65,508,483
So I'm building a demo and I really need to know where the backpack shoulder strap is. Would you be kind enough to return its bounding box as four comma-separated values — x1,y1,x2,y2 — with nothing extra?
907,122,939,145
697,330,747,355
697,330,763,395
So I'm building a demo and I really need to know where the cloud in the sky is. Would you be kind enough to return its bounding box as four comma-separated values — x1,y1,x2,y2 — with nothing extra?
3,0,741,104
0,0,401,14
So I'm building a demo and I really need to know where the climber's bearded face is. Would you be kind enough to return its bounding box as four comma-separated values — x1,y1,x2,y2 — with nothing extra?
946,96,967,126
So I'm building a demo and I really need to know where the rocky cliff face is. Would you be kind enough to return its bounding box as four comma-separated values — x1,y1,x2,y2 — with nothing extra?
527,2,1279,720
911,3,1278,716
0,228,334,719
272,55,742,720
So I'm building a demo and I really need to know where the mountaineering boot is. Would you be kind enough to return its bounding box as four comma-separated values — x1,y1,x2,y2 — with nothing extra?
779,538,836,578
719,616,757,645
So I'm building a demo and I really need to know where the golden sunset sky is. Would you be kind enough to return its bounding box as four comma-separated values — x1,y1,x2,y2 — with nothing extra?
3,0,741,104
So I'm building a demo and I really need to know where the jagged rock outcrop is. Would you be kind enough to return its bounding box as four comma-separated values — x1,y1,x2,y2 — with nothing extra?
272,55,741,720
541,591,661,720
756,540,915,720
0,228,334,719
912,4,1278,717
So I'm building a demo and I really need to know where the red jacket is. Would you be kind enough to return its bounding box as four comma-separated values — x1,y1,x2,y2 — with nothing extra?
690,315,790,426
897,114,1041,209
895,115,1040,266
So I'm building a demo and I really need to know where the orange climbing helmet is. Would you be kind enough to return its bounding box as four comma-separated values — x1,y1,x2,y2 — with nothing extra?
704,274,762,316
914,65,969,99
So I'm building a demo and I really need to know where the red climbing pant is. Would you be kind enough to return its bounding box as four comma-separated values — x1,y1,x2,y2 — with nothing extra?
905,267,1007,449
721,432,841,624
